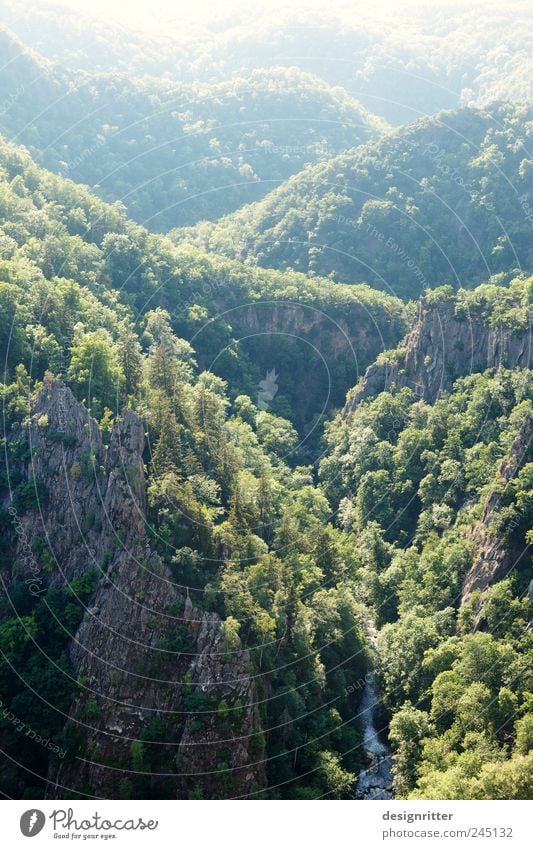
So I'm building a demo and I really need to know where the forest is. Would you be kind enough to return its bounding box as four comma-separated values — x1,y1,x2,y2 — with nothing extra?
0,26,386,229
175,103,533,299
0,0,531,804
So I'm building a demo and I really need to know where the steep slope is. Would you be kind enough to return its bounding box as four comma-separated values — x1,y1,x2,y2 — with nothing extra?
0,134,374,800
0,133,407,429
13,379,265,799
319,281,532,799
462,410,533,611
345,280,532,412
0,27,386,228
1,366,370,799
175,103,533,299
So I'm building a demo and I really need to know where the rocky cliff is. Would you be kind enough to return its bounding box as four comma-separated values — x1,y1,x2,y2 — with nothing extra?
344,291,531,413
201,293,407,428
461,411,533,617
6,377,265,799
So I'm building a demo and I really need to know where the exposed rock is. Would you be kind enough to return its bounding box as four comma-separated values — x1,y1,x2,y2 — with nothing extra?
209,296,407,425
344,293,531,413
461,412,533,616
6,377,265,799
176,614,265,799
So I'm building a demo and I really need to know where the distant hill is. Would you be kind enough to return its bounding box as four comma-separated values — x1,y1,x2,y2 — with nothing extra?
0,132,406,430
0,27,386,228
174,103,533,299
1,1,531,124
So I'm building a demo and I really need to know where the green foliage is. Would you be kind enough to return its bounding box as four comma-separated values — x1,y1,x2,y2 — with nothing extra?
177,103,533,299
321,364,533,800
0,570,98,793
0,133,406,425
0,66,530,802
0,38,384,231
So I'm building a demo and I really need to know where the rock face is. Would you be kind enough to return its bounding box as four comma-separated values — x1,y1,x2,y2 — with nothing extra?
207,295,407,426
7,377,265,799
345,294,531,413
461,411,533,615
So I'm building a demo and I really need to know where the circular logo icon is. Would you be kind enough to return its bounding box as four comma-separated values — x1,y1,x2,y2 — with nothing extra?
20,810,46,837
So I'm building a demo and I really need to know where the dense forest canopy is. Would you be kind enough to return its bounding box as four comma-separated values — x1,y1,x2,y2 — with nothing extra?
0,0,531,805
320,356,533,799
175,102,533,300
1,0,531,123
0,133,407,431
0,28,385,229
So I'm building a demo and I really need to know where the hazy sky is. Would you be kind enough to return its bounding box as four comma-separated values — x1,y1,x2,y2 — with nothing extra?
23,0,520,32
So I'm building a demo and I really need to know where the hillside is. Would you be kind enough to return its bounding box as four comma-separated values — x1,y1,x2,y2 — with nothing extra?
0,135,396,799
345,280,532,411
0,1,531,807
1,1,532,124
175,103,533,299
0,134,530,800
319,284,533,799
0,133,406,434
0,27,386,229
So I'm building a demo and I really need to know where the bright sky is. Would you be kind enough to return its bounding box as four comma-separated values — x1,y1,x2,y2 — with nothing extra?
31,0,512,32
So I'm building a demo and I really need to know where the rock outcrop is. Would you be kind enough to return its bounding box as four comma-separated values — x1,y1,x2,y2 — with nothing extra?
7,377,265,799
461,411,533,616
206,294,407,426
344,293,531,413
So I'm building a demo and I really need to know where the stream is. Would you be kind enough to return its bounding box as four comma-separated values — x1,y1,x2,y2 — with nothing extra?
354,626,393,799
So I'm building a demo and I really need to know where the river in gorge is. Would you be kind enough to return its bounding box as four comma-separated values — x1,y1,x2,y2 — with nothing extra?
354,634,393,799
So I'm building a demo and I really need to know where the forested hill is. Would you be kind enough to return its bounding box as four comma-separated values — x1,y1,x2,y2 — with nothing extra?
0,123,531,802
0,127,404,801
319,329,533,798
0,133,406,431
345,281,532,411
2,1,532,125
174,103,533,300
0,26,386,229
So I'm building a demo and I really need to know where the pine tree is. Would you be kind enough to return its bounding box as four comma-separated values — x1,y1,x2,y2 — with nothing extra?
257,467,274,542
151,411,182,475
149,338,178,397
229,481,248,531
117,322,142,397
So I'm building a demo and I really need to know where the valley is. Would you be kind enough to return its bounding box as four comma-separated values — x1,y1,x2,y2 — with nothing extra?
0,0,531,804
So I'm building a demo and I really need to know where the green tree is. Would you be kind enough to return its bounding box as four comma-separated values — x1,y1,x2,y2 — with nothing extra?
68,330,124,418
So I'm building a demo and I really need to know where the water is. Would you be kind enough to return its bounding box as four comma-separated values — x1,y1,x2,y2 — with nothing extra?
355,672,393,799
